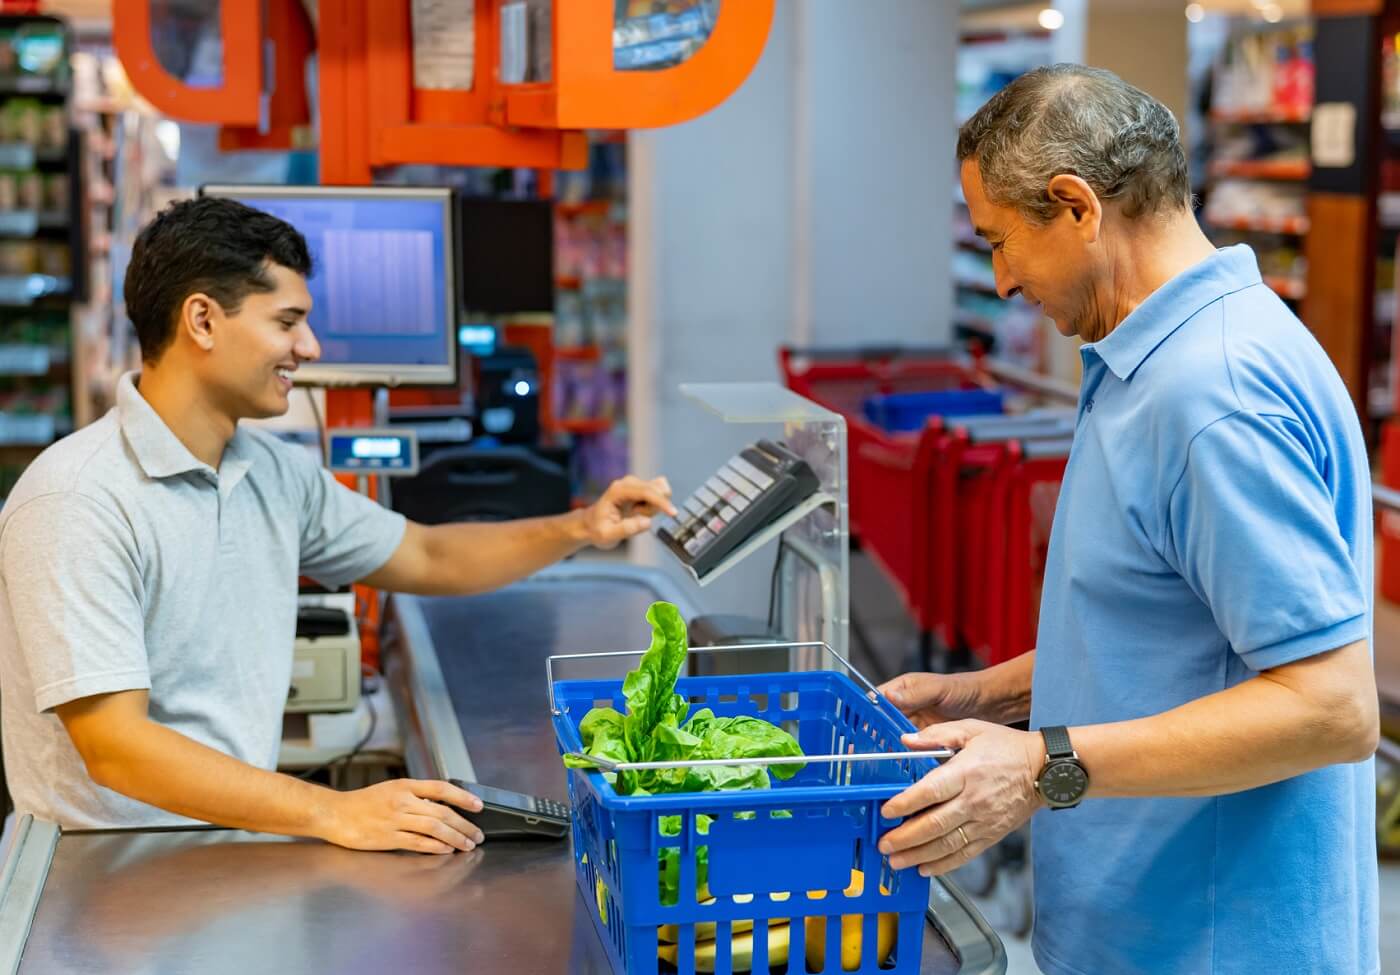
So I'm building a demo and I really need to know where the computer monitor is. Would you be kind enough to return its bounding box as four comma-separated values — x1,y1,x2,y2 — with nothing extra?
201,184,458,387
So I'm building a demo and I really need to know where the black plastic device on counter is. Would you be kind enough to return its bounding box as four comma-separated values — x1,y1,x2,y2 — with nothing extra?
449,779,570,840
655,439,821,579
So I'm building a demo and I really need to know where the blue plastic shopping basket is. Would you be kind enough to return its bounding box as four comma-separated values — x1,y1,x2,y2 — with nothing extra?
549,642,946,975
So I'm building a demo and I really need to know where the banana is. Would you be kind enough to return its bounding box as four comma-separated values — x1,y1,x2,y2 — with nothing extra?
657,922,791,973
659,916,754,944
594,873,608,925
658,891,791,943
803,869,898,971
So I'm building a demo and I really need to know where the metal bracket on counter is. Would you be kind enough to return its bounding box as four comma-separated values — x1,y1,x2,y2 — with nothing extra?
0,815,58,975
386,595,478,784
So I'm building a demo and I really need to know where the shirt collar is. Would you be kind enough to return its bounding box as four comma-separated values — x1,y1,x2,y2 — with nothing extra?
1086,244,1263,382
117,372,256,493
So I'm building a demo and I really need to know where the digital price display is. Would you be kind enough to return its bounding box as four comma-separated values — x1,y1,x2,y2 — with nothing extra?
325,428,419,477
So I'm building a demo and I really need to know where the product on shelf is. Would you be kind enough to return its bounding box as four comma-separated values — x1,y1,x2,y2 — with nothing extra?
1211,25,1313,120
956,31,1054,125
1202,178,1307,230
0,21,68,84
42,170,65,212
0,14,79,452
15,168,40,209
39,103,63,151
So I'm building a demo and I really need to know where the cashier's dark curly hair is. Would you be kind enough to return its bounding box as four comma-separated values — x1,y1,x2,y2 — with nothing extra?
124,196,313,363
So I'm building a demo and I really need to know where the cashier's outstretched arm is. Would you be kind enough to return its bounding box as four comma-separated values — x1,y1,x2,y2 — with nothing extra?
56,689,486,853
361,475,676,596
877,638,1379,876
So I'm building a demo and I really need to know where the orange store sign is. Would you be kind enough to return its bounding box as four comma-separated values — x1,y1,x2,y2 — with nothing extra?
112,0,776,180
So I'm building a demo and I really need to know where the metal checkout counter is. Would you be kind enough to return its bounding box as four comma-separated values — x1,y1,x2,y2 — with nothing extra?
0,386,1006,975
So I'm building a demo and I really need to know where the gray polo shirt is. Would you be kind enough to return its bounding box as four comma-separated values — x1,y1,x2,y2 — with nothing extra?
0,373,406,828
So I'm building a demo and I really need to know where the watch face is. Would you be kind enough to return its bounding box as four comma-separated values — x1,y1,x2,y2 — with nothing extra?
1040,760,1088,807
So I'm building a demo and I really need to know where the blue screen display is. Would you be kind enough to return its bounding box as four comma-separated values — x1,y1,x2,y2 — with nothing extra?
327,432,415,472
234,196,451,368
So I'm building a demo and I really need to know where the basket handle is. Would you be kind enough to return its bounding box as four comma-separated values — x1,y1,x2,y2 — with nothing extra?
562,749,954,773
548,640,945,770
546,640,893,718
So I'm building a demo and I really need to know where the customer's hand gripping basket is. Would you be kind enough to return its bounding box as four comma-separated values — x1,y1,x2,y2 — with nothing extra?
550,642,942,975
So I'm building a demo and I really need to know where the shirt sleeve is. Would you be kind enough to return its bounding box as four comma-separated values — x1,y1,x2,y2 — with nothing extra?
1164,409,1368,672
287,444,407,589
1,493,150,713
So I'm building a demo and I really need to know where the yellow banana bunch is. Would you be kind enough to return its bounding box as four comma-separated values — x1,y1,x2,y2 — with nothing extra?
655,870,897,973
804,870,898,971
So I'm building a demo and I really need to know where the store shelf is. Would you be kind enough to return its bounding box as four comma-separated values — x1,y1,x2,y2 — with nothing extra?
955,236,991,254
0,209,69,238
1203,213,1309,236
1263,275,1306,301
960,29,1053,46
1209,107,1310,124
557,418,614,435
0,344,65,375
0,412,70,446
0,143,66,169
955,276,1000,297
556,199,614,218
0,274,69,305
952,310,995,339
0,77,67,96
555,345,603,362
0,210,37,237
1209,159,1310,181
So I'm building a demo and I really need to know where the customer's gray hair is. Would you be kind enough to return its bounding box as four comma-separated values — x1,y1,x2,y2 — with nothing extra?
957,64,1191,223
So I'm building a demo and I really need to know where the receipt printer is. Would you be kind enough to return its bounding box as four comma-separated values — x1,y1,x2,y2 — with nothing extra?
288,598,361,714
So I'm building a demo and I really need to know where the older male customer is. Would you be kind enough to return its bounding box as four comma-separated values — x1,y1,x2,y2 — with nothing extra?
878,64,1379,974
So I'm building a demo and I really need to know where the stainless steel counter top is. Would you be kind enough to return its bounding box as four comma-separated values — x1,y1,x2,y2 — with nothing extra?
2,562,1005,975
12,821,615,975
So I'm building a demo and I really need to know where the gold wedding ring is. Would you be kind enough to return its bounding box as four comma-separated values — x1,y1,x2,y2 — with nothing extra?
956,825,970,848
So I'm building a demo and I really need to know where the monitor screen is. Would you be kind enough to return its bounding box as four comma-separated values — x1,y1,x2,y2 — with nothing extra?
200,185,458,387
458,198,554,314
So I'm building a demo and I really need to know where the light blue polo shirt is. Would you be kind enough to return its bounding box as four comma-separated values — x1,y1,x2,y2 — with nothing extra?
1030,245,1378,975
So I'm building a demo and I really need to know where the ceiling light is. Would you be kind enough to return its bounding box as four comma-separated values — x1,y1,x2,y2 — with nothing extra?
1037,8,1065,30
1185,3,1204,22
1261,3,1283,21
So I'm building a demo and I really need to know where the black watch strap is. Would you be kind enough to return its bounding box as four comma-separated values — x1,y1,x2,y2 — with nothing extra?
1041,725,1074,759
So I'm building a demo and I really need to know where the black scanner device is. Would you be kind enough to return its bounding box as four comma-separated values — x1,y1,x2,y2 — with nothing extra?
447,779,570,840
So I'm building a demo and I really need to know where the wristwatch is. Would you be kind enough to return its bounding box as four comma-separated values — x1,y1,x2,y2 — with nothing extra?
1035,726,1089,810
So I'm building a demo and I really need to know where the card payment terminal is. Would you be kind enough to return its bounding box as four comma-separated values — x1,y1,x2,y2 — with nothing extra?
449,779,570,840
655,439,821,579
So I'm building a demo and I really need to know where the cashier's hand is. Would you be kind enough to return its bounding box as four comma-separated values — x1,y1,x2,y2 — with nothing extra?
878,721,1043,877
321,779,486,855
580,475,677,549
